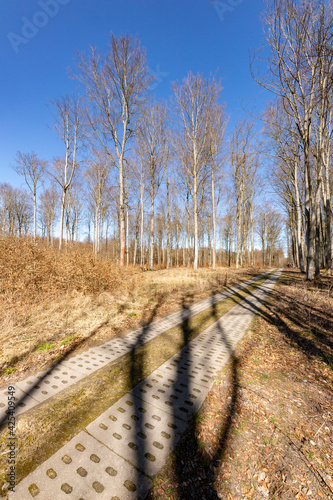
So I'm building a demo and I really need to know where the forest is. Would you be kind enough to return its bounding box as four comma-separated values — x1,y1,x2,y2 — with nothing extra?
2,3,333,280
0,1,332,499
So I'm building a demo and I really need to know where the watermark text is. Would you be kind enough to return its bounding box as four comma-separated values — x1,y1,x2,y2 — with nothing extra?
8,0,70,54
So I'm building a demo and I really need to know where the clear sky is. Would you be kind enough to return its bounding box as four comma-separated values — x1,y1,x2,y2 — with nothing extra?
0,0,268,188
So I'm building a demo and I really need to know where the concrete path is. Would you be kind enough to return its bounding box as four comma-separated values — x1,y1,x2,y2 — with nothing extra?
0,269,275,423
7,269,282,499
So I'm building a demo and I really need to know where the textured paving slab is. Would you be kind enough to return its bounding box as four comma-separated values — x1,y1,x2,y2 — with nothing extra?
0,386,39,423
0,367,86,425
10,270,281,499
9,431,151,499
131,365,211,416
0,269,276,420
86,393,188,475
16,366,86,402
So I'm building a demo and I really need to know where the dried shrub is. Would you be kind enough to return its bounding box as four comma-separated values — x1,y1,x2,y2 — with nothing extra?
0,237,135,304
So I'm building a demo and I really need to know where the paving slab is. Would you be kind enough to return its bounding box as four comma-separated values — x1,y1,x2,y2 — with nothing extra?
9,430,152,500
1,270,276,419
131,363,212,416
86,393,188,476
0,386,40,424
16,365,86,403
8,270,281,499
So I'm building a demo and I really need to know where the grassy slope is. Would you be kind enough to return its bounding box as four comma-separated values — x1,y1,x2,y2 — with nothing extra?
0,247,264,389
0,249,271,495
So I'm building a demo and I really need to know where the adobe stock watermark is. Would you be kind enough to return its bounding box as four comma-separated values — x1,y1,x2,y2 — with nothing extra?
213,0,245,22
149,64,170,90
7,0,70,54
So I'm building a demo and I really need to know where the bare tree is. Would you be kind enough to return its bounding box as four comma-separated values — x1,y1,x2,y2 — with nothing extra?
73,33,153,266
15,189,33,237
13,151,47,240
49,94,83,251
252,0,333,279
65,178,83,243
0,183,32,237
0,183,16,235
39,185,58,246
172,72,221,271
85,151,112,256
264,99,306,272
136,100,168,269
230,119,258,269
207,103,227,269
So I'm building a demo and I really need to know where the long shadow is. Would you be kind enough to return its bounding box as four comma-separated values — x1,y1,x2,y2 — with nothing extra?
262,290,333,367
142,271,278,498
99,268,330,498
0,293,167,496
128,293,167,493
0,319,110,428
265,272,333,331
268,291,333,350
7,269,322,497
170,294,241,498
0,304,112,379
226,275,333,369
0,271,255,483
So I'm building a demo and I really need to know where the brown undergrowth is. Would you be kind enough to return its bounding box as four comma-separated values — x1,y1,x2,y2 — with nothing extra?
0,273,275,495
148,269,333,499
0,237,262,388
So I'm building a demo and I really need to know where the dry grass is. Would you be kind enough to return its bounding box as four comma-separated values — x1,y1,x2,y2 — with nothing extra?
0,271,275,494
147,269,333,499
0,237,265,387
0,237,131,301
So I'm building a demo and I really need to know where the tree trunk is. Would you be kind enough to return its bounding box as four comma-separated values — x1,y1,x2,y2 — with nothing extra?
305,147,315,280
119,154,126,266
176,223,179,267
324,200,332,275
250,202,254,266
150,183,155,270
59,190,66,251
33,190,37,241
140,174,144,267
186,195,191,268
235,200,241,269
193,168,199,272
294,161,305,272
126,202,129,267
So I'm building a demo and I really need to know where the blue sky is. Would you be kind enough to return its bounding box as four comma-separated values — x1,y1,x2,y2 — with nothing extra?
0,0,268,189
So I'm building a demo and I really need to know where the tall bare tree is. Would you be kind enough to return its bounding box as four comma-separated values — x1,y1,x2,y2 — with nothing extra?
172,72,221,271
39,185,58,246
264,99,306,272
136,100,168,269
49,94,83,251
73,33,153,266
13,151,47,240
252,0,333,279
85,151,112,256
207,103,227,269
230,119,258,269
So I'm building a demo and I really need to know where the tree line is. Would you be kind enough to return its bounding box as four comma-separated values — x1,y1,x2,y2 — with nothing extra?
3,22,310,272
254,0,333,279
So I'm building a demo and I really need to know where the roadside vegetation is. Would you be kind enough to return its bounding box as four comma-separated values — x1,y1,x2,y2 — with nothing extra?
148,269,333,499
0,236,265,389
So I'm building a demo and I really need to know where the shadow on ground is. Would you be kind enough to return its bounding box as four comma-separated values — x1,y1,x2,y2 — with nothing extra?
4,269,319,499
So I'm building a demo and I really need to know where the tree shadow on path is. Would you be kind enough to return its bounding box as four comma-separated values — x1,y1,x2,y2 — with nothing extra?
128,293,168,494
169,295,241,499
